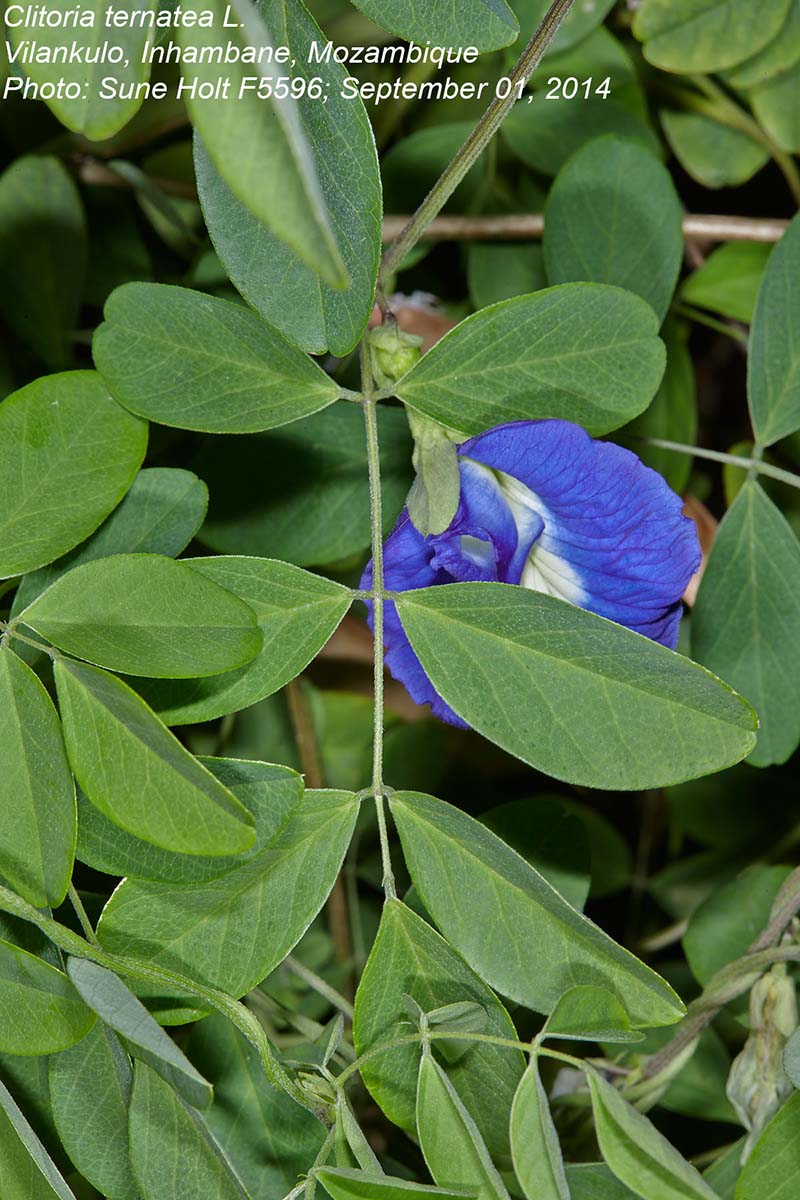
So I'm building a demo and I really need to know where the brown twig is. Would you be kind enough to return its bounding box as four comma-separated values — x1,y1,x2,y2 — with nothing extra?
285,680,353,983
381,213,789,245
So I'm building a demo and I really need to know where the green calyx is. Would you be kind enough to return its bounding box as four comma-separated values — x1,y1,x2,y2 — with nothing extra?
367,321,424,389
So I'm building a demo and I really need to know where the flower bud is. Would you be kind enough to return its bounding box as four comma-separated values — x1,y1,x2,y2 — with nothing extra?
727,966,798,1161
367,322,423,388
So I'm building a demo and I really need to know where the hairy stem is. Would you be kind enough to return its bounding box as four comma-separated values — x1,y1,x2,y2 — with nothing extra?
642,865,800,1081
0,884,321,1118
361,344,396,901
68,884,99,947
379,0,578,283
642,438,800,492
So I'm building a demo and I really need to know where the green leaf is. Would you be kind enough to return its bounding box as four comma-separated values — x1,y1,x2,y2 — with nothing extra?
196,405,413,567
54,658,255,857
544,136,683,322
382,122,485,214
12,468,208,614
702,1141,742,1200
0,648,75,908
395,286,665,438
634,0,790,73
503,96,658,179
187,1013,325,1199
510,1056,569,1200
723,2,800,86
681,243,773,325
77,758,301,884
390,792,683,1027
135,557,352,723
194,0,380,357
6,1,157,138
178,0,346,289
395,584,757,789
66,957,212,1110
542,986,643,1045
0,156,86,369
683,864,792,990
750,62,800,153
784,1027,800,1088
93,283,340,433
417,1051,511,1200
565,801,633,900
661,111,768,189
0,1077,77,1200
128,1062,250,1200
617,319,697,493
565,1164,639,1199
49,1023,138,1200
587,1072,718,1200
749,214,800,444
467,243,547,311
352,900,523,1159
20,553,262,679
349,0,516,49
624,1026,738,1126
0,371,147,579
510,0,615,52
336,1092,382,1171
735,1091,800,1197
482,797,590,912
97,789,358,996
317,1167,478,1200
692,482,800,766
0,941,95,1056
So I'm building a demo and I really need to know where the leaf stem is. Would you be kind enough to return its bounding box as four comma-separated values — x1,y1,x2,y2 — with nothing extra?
67,884,99,946
0,884,322,1119
0,622,56,658
687,75,800,209
284,955,354,1021
360,344,396,901
641,437,800,492
641,864,800,1082
378,0,579,283
672,302,748,346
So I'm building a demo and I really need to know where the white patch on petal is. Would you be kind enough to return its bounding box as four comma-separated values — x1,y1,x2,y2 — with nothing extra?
460,534,494,570
495,469,587,606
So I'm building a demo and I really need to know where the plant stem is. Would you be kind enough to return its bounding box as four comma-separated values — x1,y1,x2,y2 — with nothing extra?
68,884,99,946
673,302,748,346
688,75,800,208
360,344,396,901
642,438,800,492
0,884,320,1118
641,865,800,1081
0,622,56,658
285,955,354,1021
379,0,579,283
380,212,789,244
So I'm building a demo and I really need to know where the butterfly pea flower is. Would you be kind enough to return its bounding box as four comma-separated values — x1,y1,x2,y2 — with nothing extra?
361,418,701,727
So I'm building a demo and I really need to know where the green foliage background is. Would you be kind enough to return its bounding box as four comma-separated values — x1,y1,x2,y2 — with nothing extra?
2,0,800,1197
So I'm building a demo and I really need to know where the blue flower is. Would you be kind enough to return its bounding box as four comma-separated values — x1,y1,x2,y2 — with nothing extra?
361,419,702,727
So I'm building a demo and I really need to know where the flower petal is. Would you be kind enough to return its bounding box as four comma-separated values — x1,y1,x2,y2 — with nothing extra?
461,420,701,647
360,513,466,725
